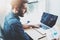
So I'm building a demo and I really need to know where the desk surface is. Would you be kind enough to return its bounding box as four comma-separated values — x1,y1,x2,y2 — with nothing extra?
24,28,47,40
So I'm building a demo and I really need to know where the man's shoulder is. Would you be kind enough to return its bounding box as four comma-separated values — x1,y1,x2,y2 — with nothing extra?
5,16,20,25
8,18,20,25
5,12,21,25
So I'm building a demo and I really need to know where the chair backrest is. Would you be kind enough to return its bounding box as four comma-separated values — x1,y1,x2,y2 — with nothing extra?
0,25,7,40
0,25,4,40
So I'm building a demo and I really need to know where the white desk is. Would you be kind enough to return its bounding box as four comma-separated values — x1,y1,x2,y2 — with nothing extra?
24,27,60,40
24,28,47,40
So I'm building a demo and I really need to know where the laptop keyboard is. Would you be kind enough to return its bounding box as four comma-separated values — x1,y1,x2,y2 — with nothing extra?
40,25,49,30
33,24,49,35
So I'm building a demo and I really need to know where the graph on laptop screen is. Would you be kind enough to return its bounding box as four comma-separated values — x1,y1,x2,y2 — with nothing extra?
40,12,58,28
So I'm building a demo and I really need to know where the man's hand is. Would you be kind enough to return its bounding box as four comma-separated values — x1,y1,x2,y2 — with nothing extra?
22,24,30,29
28,25,39,28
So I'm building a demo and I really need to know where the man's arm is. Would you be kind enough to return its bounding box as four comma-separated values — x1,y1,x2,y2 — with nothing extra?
9,20,30,40
22,24,40,29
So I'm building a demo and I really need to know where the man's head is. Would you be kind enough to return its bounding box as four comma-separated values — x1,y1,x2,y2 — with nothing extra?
11,0,28,17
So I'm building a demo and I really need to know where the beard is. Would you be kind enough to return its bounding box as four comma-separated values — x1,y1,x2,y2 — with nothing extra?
18,12,24,17
17,9,24,17
17,9,27,17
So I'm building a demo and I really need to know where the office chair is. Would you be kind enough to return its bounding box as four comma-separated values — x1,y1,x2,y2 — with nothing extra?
0,25,7,40
0,25,3,40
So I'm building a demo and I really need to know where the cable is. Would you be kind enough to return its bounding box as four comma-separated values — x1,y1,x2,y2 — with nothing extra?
38,36,46,40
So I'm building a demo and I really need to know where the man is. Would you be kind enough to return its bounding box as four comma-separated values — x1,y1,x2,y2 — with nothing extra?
3,0,37,40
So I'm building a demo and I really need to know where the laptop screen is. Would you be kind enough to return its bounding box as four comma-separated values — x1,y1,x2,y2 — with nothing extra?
40,12,58,28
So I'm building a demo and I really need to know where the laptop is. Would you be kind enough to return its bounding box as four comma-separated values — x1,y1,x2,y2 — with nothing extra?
34,12,58,35
40,12,58,30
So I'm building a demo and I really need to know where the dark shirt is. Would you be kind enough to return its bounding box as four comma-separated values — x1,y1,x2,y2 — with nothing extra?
4,11,29,40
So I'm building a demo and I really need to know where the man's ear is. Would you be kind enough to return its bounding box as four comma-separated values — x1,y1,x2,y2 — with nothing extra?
15,10,18,13
12,6,19,14
14,6,19,13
